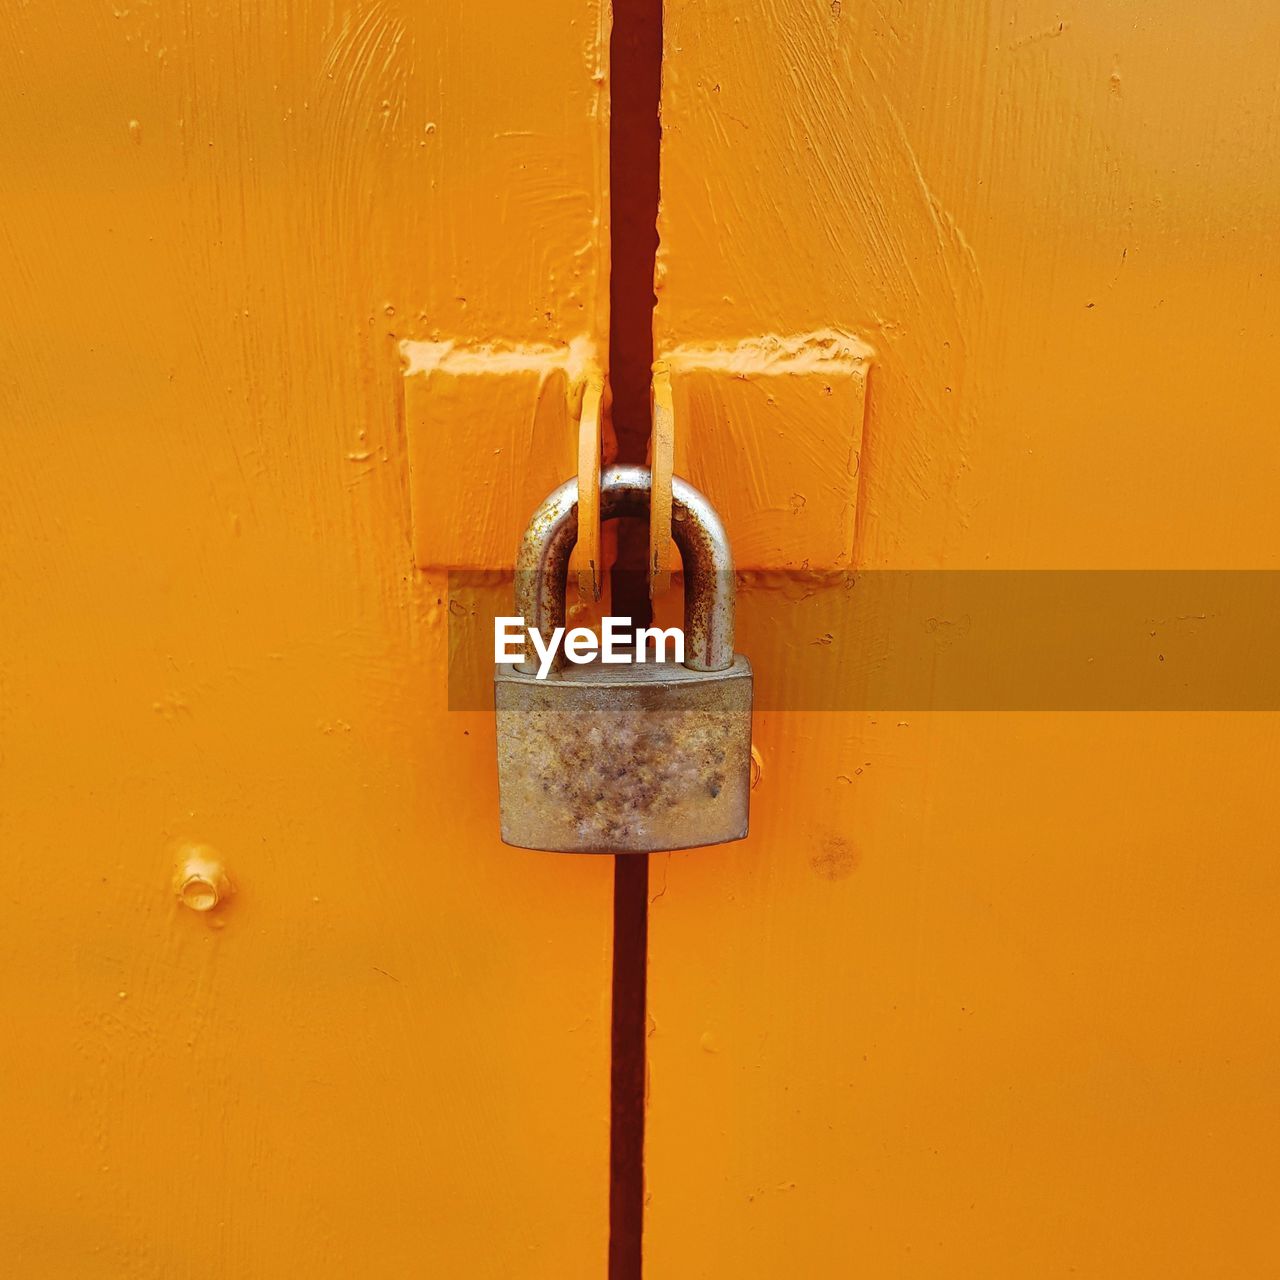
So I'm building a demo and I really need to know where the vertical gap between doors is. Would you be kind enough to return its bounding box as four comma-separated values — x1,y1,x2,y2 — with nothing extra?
607,0,662,1277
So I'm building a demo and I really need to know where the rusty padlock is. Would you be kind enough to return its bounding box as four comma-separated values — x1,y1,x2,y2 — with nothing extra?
495,465,753,853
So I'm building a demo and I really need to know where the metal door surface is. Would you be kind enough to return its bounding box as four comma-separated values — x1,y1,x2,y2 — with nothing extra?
0,3,613,1274
4,2,1279,1277
646,3,1280,1276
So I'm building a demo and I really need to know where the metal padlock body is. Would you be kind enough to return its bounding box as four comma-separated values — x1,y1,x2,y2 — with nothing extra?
496,465,752,853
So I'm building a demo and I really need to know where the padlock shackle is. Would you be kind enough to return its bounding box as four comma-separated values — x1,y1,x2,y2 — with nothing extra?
514,465,735,675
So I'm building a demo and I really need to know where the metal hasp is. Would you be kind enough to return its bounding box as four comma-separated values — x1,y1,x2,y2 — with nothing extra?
496,465,753,853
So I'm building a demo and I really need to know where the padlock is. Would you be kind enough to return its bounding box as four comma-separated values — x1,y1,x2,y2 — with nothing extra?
495,464,753,853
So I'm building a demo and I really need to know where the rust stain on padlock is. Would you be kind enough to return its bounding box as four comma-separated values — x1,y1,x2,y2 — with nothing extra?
497,661,752,852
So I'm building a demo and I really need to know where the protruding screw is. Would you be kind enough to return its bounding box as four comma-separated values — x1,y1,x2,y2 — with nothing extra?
175,845,231,913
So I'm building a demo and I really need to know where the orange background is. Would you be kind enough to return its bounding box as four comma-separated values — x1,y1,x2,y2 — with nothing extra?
3,1,1279,1275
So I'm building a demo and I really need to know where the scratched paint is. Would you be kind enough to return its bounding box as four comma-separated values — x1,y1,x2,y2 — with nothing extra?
0,2,612,1274
647,1,1280,1275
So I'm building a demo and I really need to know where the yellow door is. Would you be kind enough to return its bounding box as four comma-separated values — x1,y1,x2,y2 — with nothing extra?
646,2,1280,1276
4,1,1279,1277
1,2,613,1274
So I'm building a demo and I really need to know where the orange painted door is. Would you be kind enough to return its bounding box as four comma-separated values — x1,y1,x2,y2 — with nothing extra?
647,2,1280,1276
0,2,613,1274
5,2,1280,1277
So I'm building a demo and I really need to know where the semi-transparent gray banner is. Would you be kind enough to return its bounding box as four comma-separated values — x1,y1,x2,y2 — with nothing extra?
449,570,1280,711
